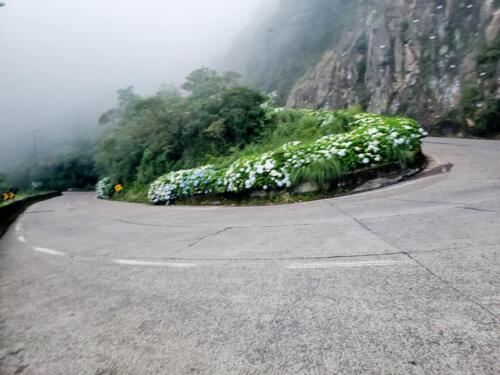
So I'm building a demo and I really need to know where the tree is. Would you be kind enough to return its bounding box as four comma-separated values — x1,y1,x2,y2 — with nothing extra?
93,69,268,185
182,67,241,99
208,86,267,147
94,86,187,184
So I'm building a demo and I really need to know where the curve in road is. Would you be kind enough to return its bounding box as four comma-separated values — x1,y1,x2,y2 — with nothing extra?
1,137,499,374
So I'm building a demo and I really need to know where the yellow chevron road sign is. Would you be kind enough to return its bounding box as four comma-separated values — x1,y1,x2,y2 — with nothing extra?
2,192,15,201
114,184,124,193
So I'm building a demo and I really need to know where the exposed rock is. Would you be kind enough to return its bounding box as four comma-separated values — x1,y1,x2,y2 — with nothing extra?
486,10,500,42
294,182,320,194
287,0,499,126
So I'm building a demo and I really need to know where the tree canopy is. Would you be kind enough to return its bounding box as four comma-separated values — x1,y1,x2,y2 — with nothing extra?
93,68,269,186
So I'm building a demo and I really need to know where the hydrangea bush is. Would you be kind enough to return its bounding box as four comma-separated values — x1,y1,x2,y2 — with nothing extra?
148,112,427,205
96,177,114,199
148,166,225,205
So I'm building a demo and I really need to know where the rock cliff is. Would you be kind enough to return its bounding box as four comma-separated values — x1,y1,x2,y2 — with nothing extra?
286,0,499,131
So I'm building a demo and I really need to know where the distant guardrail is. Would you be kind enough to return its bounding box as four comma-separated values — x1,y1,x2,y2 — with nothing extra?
0,192,61,238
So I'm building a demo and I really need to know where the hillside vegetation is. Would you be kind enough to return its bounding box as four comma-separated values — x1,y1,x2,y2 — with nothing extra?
2,68,426,203
94,69,426,204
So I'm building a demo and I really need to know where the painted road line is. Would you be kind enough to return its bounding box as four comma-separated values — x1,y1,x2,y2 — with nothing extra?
113,259,196,268
15,223,21,232
350,173,443,197
365,177,435,193
286,260,413,269
33,247,67,256
18,236,26,243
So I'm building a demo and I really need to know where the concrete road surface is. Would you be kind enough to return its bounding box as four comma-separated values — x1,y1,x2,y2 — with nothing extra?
1,137,499,374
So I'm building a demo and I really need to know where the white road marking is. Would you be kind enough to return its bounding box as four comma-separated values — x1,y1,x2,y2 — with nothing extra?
17,236,26,243
113,259,196,268
33,247,67,256
15,224,21,232
376,180,422,192
286,260,413,269
353,174,440,197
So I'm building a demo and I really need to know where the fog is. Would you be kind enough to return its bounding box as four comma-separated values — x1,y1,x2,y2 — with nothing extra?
0,0,263,169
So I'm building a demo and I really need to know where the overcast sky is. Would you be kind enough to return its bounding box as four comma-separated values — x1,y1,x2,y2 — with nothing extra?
0,0,263,167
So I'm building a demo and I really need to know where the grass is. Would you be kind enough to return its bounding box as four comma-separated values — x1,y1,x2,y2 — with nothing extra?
205,108,355,168
112,184,150,204
386,146,415,167
290,158,345,188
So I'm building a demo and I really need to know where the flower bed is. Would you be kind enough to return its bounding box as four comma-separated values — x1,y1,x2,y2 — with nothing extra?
148,166,225,205
147,112,427,205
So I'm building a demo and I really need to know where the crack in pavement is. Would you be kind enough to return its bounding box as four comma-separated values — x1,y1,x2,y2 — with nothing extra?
107,250,406,262
100,215,347,230
404,252,499,321
87,242,500,262
99,215,219,229
164,227,233,258
186,227,231,248
328,200,462,221
332,203,500,322
32,244,495,263
332,204,400,252
389,197,466,206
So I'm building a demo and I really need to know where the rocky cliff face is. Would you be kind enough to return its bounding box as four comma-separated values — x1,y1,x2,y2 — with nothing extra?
286,0,499,128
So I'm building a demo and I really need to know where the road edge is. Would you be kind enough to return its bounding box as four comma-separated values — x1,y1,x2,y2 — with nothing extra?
0,192,62,238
